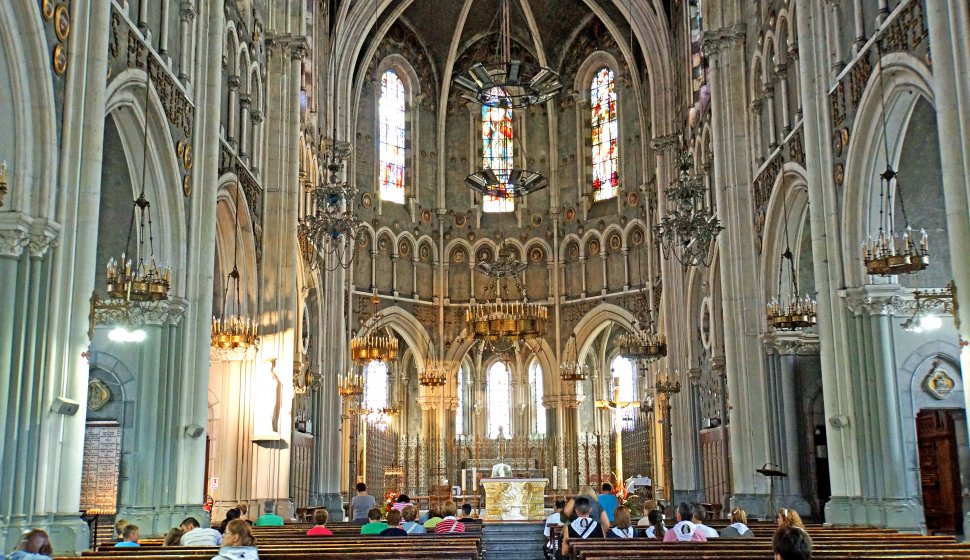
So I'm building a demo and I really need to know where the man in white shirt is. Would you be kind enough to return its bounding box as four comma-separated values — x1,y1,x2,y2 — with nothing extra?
179,517,223,546
691,504,719,539
544,499,566,538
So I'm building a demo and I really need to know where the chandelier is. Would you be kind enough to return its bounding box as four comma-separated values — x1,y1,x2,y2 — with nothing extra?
211,192,259,351
452,0,563,110
653,152,723,268
766,196,817,331
297,137,363,271
105,74,171,304
337,370,365,397
419,358,447,388
351,314,399,364
466,245,548,345
559,334,588,382
465,166,549,200
620,324,667,365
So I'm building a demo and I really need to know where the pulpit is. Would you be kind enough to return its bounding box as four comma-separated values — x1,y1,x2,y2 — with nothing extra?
481,478,547,520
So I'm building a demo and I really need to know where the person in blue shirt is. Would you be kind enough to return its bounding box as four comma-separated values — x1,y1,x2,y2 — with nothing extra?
597,483,619,523
115,525,140,547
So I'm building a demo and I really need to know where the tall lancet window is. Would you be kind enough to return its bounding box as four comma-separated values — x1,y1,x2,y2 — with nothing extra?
530,362,546,435
456,367,465,437
379,70,406,204
487,361,512,439
482,87,514,213
363,360,389,422
591,68,619,201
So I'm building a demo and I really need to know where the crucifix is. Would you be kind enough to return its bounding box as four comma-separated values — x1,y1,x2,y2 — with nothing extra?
595,375,640,487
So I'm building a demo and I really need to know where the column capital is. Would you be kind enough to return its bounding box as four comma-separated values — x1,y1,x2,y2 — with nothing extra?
840,284,904,316
28,219,61,258
762,331,821,355
650,133,681,154
0,212,40,258
701,24,747,58
179,0,197,22
290,38,309,61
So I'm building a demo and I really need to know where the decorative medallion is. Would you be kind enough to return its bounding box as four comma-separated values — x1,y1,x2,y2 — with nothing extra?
564,207,576,222
568,243,579,259
361,192,373,209
627,191,640,207
530,247,544,262
87,379,111,412
531,213,543,227
609,233,622,251
42,0,55,20
421,209,433,223
52,43,68,75
477,248,493,263
398,240,410,256
182,175,192,197
358,234,369,248
54,4,71,42
467,231,476,241
454,213,467,228
833,127,850,157
587,239,600,256
420,244,431,261
834,163,845,187
176,140,186,158
378,236,390,252
453,249,466,263
182,144,193,170
924,366,955,400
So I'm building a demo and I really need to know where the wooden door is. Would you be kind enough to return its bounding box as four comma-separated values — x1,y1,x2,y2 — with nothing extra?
916,410,963,534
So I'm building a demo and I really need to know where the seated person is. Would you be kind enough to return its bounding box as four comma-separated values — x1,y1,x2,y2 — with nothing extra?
563,486,610,533
392,495,411,513
306,508,333,536
219,509,242,533
644,510,666,540
379,509,408,536
773,526,812,560
721,507,754,538
607,506,637,539
433,500,466,533
180,517,223,546
350,483,376,525
360,508,388,535
212,519,259,560
253,500,284,527
597,483,619,523
544,499,566,538
235,504,253,525
9,529,53,560
163,529,184,547
560,497,604,557
401,505,427,535
691,503,719,538
458,503,475,522
662,502,707,542
114,524,140,547
422,508,443,530
777,508,805,529
114,519,128,543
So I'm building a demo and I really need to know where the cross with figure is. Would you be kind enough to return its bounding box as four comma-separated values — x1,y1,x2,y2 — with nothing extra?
595,375,640,486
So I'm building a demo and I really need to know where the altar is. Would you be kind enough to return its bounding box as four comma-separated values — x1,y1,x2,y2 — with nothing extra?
480,478,547,521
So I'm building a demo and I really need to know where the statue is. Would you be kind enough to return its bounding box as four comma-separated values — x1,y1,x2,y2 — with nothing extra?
491,463,512,478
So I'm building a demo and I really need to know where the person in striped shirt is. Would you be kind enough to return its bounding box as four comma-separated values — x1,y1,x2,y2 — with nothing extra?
433,501,465,534
180,517,223,546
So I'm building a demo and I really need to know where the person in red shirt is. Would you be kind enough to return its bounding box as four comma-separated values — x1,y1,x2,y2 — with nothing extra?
306,508,333,536
433,501,466,533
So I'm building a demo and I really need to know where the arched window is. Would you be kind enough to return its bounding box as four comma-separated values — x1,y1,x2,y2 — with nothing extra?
609,355,636,430
482,87,514,213
487,361,512,439
379,70,406,204
363,360,389,421
591,68,619,201
530,362,546,435
456,367,465,437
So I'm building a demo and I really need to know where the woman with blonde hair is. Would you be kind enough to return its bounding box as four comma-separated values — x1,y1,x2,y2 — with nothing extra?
211,520,258,560
607,505,637,538
776,508,804,529
720,508,754,538
563,486,611,532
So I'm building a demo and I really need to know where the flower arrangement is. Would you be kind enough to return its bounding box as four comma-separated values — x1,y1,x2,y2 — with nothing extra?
384,490,399,514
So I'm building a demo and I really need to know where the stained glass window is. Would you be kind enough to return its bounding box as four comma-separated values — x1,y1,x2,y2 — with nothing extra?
482,87,514,213
610,355,637,431
456,367,465,437
379,70,406,204
363,360,388,422
487,361,512,439
688,0,706,102
591,68,619,201
530,362,546,435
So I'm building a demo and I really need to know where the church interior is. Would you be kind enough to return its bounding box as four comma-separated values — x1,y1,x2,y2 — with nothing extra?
2,0,970,556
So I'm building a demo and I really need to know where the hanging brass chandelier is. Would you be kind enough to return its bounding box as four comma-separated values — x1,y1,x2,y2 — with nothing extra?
861,43,929,277
559,334,588,382
337,370,365,397
211,192,259,350
466,242,548,344
766,195,817,331
105,75,171,304
351,314,399,364
620,326,667,365
653,152,723,268
452,0,563,110
297,136,364,271
419,359,447,388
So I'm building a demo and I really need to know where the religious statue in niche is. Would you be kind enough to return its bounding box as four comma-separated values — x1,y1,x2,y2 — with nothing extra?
87,378,111,411
254,358,282,438
923,361,955,401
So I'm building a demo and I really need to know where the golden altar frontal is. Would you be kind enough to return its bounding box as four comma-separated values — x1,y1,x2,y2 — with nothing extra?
480,477,547,521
